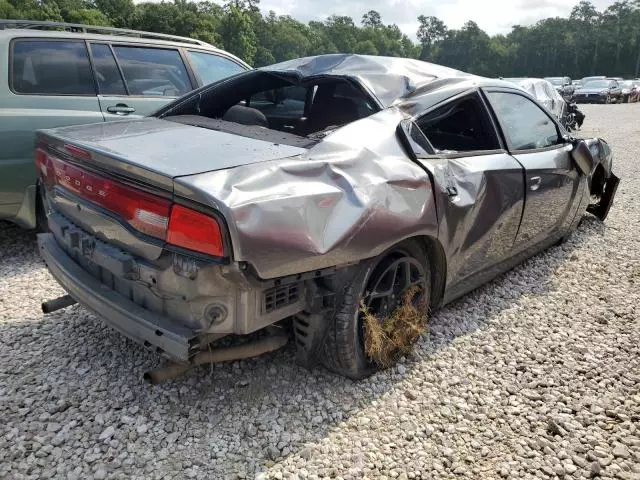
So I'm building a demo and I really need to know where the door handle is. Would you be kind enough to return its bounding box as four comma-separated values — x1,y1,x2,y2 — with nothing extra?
107,104,136,115
529,176,542,191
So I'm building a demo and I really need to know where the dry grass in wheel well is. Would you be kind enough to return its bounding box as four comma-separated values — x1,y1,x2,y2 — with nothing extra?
360,286,428,367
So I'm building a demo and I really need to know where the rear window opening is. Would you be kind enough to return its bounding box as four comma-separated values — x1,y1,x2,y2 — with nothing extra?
157,70,379,147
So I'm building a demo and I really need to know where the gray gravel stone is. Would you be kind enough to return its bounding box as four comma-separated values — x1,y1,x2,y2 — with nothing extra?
613,443,630,459
98,426,115,441
0,104,638,478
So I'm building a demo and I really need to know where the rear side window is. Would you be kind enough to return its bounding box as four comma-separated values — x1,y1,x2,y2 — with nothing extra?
187,51,245,86
11,40,95,95
111,46,191,97
90,43,126,95
416,94,500,153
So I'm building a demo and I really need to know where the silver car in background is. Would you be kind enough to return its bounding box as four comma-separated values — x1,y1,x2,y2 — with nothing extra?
503,77,567,121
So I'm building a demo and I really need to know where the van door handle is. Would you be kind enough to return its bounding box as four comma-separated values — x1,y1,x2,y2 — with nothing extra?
107,104,136,115
529,176,542,191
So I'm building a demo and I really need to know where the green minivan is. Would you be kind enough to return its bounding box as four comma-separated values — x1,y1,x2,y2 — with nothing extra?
0,20,250,229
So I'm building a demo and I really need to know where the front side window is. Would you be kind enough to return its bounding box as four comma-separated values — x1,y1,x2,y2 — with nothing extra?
12,40,94,95
187,51,245,86
415,94,500,153
486,91,559,151
111,46,191,97
90,43,126,95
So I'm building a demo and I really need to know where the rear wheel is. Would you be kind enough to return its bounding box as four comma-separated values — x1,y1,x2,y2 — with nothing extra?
322,240,430,379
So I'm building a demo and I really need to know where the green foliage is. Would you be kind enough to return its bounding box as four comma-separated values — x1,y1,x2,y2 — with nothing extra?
0,0,20,19
354,39,377,55
252,13,310,65
417,15,447,60
3,0,640,77
91,0,134,28
10,0,65,21
218,2,257,64
361,10,382,28
65,8,111,25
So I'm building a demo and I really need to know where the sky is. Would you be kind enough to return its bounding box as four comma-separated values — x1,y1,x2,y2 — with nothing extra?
258,0,616,38
136,0,618,40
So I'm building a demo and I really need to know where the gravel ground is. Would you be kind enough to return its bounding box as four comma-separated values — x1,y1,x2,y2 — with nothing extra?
1,104,639,480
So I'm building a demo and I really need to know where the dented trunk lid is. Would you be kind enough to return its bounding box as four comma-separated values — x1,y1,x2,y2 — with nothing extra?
37,117,307,192
37,118,306,262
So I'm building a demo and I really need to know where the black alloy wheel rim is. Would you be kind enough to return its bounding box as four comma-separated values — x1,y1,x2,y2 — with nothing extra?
362,252,428,321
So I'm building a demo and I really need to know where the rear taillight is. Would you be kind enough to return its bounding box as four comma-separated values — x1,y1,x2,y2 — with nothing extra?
35,146,225,257
48,154,172,239
63,144,91,160
167,205,225,257
35,148,53,185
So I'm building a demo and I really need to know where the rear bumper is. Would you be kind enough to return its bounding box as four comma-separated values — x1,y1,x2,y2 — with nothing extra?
38,233,196,361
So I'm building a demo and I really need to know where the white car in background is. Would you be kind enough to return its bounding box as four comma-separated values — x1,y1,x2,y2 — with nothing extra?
618,80,640,103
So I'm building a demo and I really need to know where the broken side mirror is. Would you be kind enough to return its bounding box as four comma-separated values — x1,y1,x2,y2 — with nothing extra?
571,139,596,176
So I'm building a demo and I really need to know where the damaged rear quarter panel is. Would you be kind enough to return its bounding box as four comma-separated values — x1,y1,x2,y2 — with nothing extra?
174,109,440,279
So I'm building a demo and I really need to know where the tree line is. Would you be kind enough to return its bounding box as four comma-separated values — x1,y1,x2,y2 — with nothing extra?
2,0,640,78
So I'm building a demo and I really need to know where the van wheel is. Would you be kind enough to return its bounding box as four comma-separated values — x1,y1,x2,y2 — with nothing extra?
322,240,430,379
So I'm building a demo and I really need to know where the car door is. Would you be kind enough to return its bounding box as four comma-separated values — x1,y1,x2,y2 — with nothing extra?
484,89,581,250
609,80,622,102
403,91,526,293
0,38,104,225
90,43,195,120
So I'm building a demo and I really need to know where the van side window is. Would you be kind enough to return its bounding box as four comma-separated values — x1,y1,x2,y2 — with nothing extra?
111,46,191,97
12,40,95,95
90,43,127,95
187,51,245,86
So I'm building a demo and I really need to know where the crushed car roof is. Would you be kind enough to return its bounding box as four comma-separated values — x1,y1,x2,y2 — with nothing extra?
260,54,474,107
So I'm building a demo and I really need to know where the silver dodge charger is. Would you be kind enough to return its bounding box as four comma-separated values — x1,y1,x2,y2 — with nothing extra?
35,55,619,382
